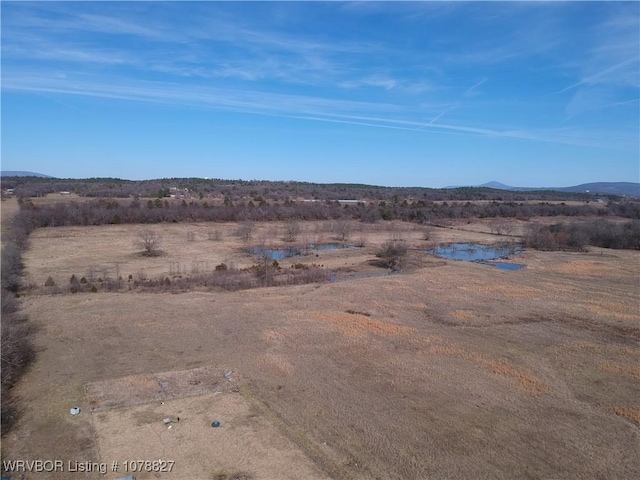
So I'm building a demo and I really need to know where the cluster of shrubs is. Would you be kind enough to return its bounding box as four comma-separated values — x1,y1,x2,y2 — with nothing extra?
524,220,640,251
142,265,331,290
376,240,409,270
290,262,324,270
35,263,332,296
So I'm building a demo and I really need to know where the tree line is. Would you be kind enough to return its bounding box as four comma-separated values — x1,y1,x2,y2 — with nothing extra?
1,204,36,435
524,220,640,251
2,175,619,203
13,196,640,231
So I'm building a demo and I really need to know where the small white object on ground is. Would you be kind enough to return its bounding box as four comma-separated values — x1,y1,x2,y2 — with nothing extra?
70,407,80,415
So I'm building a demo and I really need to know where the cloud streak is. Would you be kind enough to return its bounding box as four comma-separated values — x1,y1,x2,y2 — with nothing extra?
3,72,633,151
555,58,639,94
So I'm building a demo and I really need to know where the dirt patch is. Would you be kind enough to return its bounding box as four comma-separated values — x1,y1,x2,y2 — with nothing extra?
92,392,329,480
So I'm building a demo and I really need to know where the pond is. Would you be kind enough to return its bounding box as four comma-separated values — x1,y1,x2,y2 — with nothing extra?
251,243,356,260
428,243,524,270
488,262,525,270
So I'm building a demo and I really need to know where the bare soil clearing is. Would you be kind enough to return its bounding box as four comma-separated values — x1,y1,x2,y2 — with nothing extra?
2,220,639,479
93,391,330,480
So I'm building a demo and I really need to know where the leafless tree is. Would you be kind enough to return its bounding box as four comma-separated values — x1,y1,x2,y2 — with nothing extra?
283,219,301,242
136,228,163,256
490,222,511,236
207,229,222,241
235,222,254,242
334,219,352,242
253,238,277,286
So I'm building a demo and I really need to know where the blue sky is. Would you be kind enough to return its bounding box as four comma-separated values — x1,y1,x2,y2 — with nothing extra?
1,1,638,187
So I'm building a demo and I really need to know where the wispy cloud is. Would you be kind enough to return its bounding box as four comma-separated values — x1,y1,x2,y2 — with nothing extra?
464,79,487,98
4,72,634,151
2,2,398,90
339,75,433,94
553,5,639,125
555,58,638,94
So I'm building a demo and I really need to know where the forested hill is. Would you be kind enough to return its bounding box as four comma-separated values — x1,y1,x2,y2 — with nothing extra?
0,176,630,202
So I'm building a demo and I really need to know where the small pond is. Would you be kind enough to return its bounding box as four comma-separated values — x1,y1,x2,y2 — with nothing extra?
428,243,524,270
488,261,525,271
251,243,356,260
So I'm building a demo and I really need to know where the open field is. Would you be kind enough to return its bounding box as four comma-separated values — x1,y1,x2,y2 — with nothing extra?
21,220,441,287
20,217,635,288
2,219,639,479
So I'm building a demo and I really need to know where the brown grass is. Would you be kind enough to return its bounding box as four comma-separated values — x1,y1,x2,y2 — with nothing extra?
427,345,549,395
314,311,417,337
85,366,230,412
451,309,475,320
598,362,640,379
261,354,296,376
548,259,619,276
610,406,640,425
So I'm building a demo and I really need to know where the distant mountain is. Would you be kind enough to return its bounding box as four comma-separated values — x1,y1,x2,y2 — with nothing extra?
462,181,639,197
554,182,640,197
0,171,53,178
478,181,515,190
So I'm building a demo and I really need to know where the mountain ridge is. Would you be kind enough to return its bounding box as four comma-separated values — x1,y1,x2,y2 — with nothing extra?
464,181,639,197
1,171,54,178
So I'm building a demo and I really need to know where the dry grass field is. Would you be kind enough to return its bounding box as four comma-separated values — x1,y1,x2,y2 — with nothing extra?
21,220,441,287
2,218,639,479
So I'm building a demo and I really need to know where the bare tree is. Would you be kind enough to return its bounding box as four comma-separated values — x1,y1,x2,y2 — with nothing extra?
207,229,222,241
235,222,254,242
136,228,163,256
490,221,512,236
334,219,352,242
253,238,277,286
283,219,301,242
